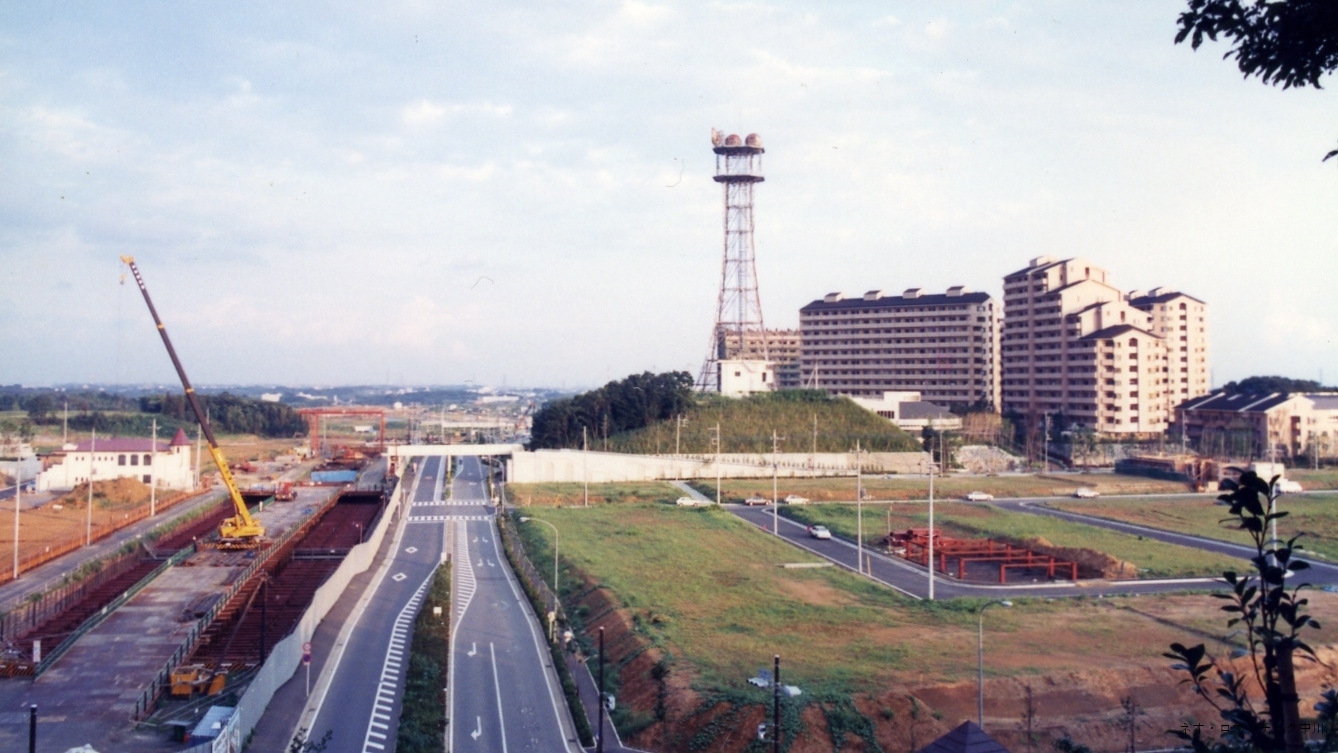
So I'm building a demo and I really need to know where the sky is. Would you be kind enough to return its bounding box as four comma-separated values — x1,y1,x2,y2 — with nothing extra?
1,1,1335,390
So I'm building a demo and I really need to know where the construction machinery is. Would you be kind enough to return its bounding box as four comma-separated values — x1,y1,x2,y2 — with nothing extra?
120,256,266,548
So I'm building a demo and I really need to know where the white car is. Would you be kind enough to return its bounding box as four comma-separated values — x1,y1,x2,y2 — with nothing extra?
965,491,994,502
676,496,710,507
1074,487,1100,499
743,495,771,506
783,495,810,505
807,525,832,540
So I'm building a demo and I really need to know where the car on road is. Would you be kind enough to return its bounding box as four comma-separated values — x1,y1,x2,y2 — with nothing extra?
783,494,810,505
676,496,711,506
743,495,771,506
1074,487,1100,499
965,491,994,502
807,525,831,540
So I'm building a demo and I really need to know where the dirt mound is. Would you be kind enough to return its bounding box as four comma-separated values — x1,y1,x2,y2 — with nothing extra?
1005,535,1138,579
52,478,186,512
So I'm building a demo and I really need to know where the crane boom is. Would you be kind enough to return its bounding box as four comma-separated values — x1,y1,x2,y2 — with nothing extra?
119,256,265,545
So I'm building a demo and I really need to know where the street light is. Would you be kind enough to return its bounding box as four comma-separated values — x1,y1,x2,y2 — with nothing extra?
978,600,1013,727
519,516,560,597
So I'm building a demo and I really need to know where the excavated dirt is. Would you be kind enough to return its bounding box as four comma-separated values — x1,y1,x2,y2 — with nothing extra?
1001,535,1140,580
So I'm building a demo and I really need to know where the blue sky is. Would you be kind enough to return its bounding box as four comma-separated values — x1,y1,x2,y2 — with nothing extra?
1,1,1335,389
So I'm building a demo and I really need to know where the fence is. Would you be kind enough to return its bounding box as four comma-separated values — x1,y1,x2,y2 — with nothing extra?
0,547,142,644
496,510,563,623
0,487,201,587
222,465,412,744
35,542,197,676
131,486,348,720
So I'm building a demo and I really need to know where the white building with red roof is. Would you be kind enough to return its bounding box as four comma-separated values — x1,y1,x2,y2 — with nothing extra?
36,428,194,492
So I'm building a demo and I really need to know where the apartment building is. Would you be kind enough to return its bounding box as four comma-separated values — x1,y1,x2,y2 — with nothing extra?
1177,392,1338,460
1001,256,1210,435
723,329,802,390
798,287,1000,408
1129,289,1211,407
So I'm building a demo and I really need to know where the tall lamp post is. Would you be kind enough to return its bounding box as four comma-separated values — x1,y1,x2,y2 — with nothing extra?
519,517,560,597
977,600,1012,726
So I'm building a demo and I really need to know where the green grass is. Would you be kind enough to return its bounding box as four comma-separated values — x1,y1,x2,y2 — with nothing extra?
777,502,1243,579
507,481,683,507
507,502,1230,694
395,561,450,752
1289,469,1338,490
601,392,921,455
1050,492,1338,562
701,473,1191,503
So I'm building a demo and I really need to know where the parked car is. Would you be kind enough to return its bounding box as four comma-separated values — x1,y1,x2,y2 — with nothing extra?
807,525,832,540
1073,487,1100,499
965,491,995,502
783,494,810,505
676,496,710,506
743,495,771,506
1276,479,1304,494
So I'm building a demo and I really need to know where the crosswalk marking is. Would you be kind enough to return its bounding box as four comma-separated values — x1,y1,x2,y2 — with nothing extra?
409,514,493,523
413,499,493,507
361,573,433,753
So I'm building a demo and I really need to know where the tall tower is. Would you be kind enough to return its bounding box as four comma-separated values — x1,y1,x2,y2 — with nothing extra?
698,129,770,392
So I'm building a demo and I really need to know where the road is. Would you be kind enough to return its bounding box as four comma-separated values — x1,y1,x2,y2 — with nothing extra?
725,496,1338,600
450,456,580,753
308,455,447,752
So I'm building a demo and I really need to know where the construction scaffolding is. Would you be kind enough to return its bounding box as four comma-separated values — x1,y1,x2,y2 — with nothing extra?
298,408,387,457
891,529,1078,584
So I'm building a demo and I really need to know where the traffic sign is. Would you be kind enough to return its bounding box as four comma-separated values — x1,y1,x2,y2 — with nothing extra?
303,641,312,653
302,652,312,665
302,641,313,665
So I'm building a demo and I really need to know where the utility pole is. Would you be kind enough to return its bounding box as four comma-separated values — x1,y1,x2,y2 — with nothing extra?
13,449,20,581
772,654,782,753
194,426,202,489
713,422,722,505
597,627,606,753
856,441,864,575
150,418,157,517
771,430,783,535
62,400,67,446
928,454,935,600
675,415,682,457
583,426,589,508
86,430,95,547
1042,413,1050,473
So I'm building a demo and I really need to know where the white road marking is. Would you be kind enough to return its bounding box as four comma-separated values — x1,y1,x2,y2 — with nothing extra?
404,546,418,553
471,716,482,741
490,642,510,753
391,572,407,582
360,572,434,753
468,642,477,657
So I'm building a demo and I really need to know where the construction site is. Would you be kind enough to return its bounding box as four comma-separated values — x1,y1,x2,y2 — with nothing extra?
888,528,1080,584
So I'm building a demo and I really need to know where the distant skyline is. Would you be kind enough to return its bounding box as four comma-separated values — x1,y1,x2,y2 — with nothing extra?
2,2,1335,389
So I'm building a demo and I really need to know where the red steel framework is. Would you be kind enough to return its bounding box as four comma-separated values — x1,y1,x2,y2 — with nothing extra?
298,408,387,456
895,529,1078,584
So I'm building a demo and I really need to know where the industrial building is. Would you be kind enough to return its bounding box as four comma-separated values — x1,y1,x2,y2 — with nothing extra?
797,287,1000,408
1000,256,1210,435
36,428,194,492
723,329,801,390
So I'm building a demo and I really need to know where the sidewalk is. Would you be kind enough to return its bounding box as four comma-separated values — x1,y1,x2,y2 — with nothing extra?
565,649,646,753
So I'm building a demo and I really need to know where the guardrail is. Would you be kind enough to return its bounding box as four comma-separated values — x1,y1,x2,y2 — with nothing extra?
35,543,197,677
131,491,343,720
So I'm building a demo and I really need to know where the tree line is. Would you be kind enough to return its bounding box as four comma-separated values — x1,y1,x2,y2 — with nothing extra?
529,371,695,449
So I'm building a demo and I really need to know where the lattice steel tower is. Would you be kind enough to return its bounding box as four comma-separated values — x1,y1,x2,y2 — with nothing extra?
697,129,769,391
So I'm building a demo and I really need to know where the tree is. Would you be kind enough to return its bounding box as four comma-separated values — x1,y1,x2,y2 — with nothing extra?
1221,375,1330,394
1176,0,1338,161
1164,469,1338,753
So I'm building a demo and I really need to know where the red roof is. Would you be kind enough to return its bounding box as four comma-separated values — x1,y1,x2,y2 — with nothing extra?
170,428,191,447
72,438,170,453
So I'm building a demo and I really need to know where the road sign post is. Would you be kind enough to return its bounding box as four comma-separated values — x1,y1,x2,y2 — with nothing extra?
302,642,312,697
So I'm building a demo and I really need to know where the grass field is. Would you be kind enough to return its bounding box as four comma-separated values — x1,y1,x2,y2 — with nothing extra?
776,502,1243,578
1051,492,1338,561
505,481,683,507
697,472,1191,503
511,501,1338,694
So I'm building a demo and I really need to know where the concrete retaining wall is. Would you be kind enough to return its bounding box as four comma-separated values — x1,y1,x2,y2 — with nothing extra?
508,449,930,483
229,462,412,745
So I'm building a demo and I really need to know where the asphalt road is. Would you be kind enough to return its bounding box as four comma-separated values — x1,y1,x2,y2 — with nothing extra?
450,456,581,753
726,498,1338,600
309,455,447,753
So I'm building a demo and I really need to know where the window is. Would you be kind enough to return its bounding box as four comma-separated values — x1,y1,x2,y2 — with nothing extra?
130,454,139,466
144,454,151,465
118,454,126,466
142,474,151,484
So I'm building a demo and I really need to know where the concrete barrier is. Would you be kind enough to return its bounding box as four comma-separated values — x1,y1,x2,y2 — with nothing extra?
508,449,930,483
228,462,413,744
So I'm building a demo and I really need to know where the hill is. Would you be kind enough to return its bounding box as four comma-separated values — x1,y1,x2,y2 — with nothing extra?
600,391,921,454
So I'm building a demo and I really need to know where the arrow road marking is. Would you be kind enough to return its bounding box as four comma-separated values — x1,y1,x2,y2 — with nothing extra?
471,716,481,741
392,573,407,582
468,642,477,657
487,559,495,568
477,559,484,567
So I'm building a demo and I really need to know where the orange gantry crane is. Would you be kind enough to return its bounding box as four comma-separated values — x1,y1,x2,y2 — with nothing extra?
120,256,266,548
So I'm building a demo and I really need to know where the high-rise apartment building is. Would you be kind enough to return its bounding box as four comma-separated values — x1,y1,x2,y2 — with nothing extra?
1129,289,1211,409
798,287,1000,407
722,329,802,390
1001,256,1210,435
